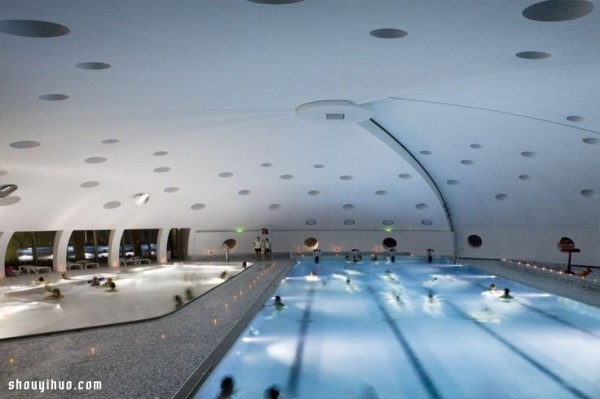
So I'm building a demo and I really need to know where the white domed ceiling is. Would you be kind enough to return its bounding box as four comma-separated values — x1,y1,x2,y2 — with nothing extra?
0,0,598,258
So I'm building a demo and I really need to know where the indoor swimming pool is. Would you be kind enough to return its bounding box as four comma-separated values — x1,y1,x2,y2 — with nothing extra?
193,258,600,399
0,263,246,339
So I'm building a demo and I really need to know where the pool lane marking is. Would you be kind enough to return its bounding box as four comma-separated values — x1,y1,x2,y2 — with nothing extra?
469,280,600,340
366,285,444,399
444,300,595,399
285,287,316,398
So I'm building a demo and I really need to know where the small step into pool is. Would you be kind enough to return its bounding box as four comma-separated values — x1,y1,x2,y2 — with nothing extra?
193,258,600,399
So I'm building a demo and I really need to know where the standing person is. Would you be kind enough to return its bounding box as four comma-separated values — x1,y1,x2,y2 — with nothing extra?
263,238,272,260
254,236,263,260
426,248,434,263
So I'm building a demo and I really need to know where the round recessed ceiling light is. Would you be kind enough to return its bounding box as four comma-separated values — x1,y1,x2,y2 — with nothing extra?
154,167,171,173
238,190,251,195
339,175,353,181
582,138,599,145
566,115,585,122
305,219,317,226
9,140,41,149
518,174,532,181
342,204,355,211
296,100,373,123
39,94,69,101
153,151,168,156
460,159,475,165
261,162,272,167
102,138,119,144
398,173,412,179
218,172,234,178
522,1,593,22
344,219,356,226
516,51,551,59
375,190,388,196
75,62,111,70
421,219,434,226
164,187,179,193
447,179,460,185
420,150,432,155
313,164,325,169
80,181,100,188
369,28,408,39
0,19,70,37
307,190,320,196
470,143,483,149
495,193,509,201
382,220,394,226
191,203,206,210
280,174,294,180
134,193,150,206
416,203,429,210
103,201,121,210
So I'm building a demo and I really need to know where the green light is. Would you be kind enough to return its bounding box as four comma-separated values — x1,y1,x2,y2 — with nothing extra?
235,227,245,233
384,227,393,232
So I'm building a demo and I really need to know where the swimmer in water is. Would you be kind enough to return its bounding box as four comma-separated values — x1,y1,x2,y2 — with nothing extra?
500,288,513,300
274,295,286,310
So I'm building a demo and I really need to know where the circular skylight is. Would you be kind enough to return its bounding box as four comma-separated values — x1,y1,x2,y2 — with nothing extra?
0,19,70,37
280,174,294,180
39,94,69,101
416,203,429,210
470,143,483,149
154,167,171,173
375,190,388,196
164,187,179,193
313,164,325,169
516,51,551,59
103,201,121,210
421,219,433,226
80,181,100,188
522,1,594,22
518,174,532,181
580,189,598,199
305,219,317,226
102,138,120,144
85,157,107,164
238,190,251,195
382,219,394,226
247,0,304,4
307,190,320,196
521,151,536,158
460,159,475,165
566,115,585,122
344,219,356,226
75,62,111,70
0,196,21,206
495,193,509,201
447,179,460,185
269,204,282,210
369,28,408,39
342,204,355,210
398,173,412,179
218,172,234,178
582,138,598,145
10,140,41,149
153,151,168,156
339,175,353,181
261,162,272,167
420,150,432,155
191,203,206,210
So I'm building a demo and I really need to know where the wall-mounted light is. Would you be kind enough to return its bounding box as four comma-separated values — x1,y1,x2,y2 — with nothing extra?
133,193,150,206
0,184,17,198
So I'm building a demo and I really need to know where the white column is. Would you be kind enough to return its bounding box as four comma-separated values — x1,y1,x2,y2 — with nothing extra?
108,229,124,268
0,231,12,279
53,230,72,272
156,228,170,264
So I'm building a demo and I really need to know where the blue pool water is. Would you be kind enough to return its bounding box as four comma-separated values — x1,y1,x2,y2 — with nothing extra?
194,259,600,399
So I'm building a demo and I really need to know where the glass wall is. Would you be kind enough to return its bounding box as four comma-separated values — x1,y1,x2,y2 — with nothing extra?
68,230,111,264
121,229,158,260
5,231,56,267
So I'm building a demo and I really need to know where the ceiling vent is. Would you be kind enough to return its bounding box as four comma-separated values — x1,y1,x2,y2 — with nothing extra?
326,113,345,120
